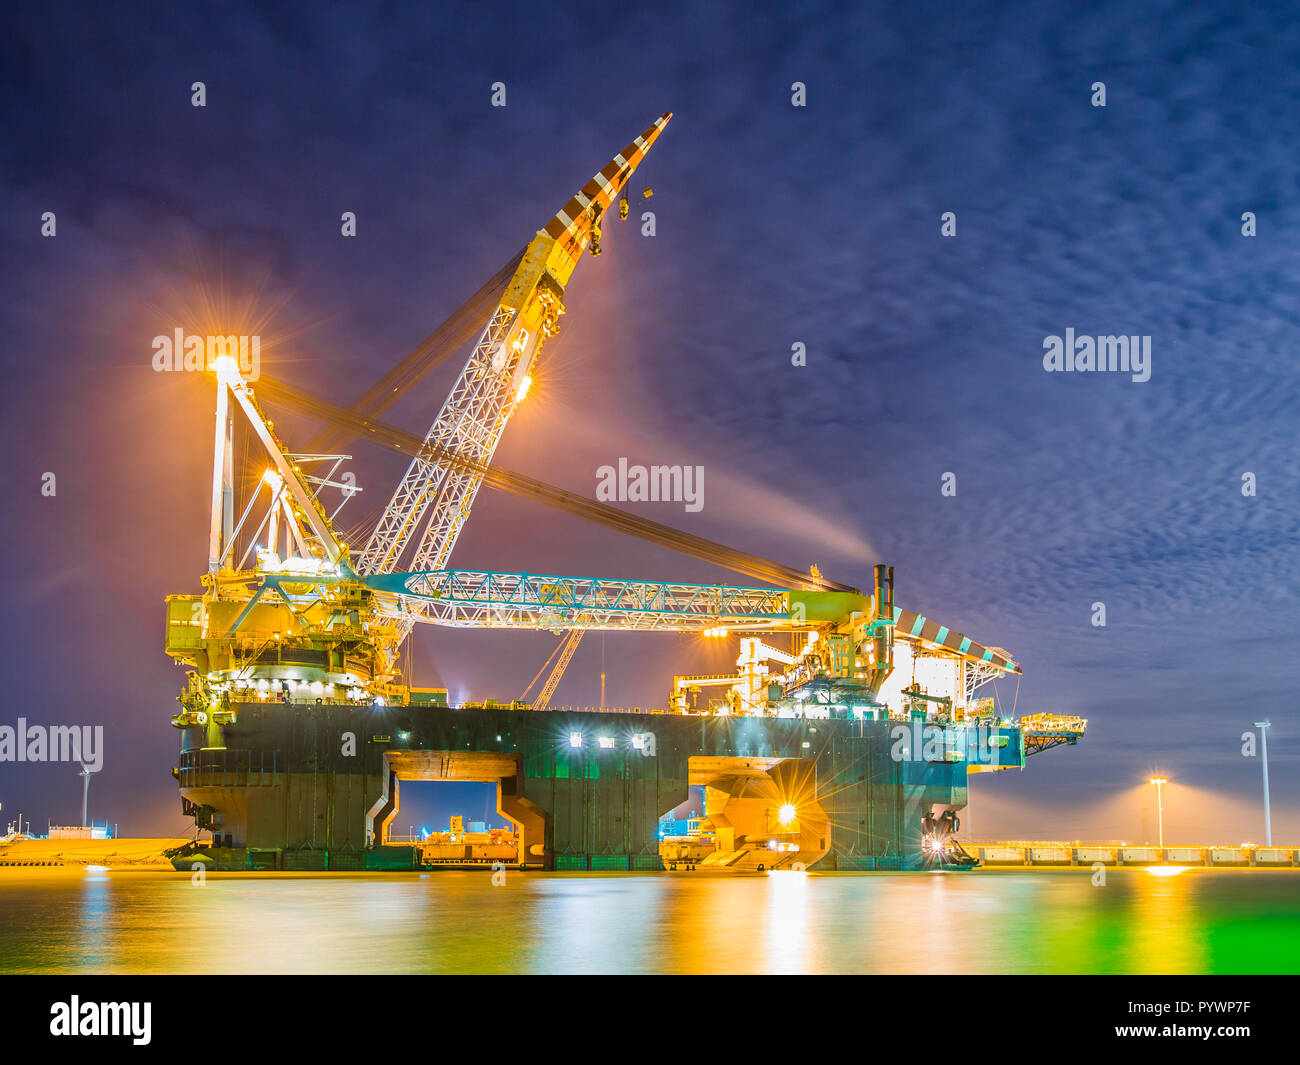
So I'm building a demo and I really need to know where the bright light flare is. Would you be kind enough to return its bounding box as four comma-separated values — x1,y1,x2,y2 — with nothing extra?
777,803,797,827
210,353,242,383
1146,865,1188,877
515,373,533,402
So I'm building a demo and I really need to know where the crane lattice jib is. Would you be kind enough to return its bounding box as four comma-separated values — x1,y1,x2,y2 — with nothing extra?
363,569,792,632
534,629,584,709
357,113,673,581
360,570,1024,676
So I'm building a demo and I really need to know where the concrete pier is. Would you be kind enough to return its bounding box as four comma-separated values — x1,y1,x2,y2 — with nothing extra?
970,842,1299,867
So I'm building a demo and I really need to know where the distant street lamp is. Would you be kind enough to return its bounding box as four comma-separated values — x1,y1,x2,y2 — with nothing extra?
1253,721,1272,846
1148,777,1167,850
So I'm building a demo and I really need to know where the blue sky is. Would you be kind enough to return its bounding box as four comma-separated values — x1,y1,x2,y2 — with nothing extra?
1,0,1297,840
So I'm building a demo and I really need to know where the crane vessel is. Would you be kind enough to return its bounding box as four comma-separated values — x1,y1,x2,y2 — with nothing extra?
163,114,1084,873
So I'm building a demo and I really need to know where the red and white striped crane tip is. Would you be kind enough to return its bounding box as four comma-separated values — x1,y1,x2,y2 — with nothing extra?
543,112,673,252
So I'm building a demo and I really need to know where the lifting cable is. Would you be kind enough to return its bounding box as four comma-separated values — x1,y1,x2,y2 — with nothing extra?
253,373,856,594
305,249,526,454
518,632,568,701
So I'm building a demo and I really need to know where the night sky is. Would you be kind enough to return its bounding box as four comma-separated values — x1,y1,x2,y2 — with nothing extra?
1,1,1297,842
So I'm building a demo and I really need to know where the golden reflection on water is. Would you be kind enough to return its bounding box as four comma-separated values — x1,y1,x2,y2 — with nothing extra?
0,867,1293,974
1124,867,1205,974
762,868,811,973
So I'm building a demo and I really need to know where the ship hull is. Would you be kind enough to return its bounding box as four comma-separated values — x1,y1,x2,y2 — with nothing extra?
175,704,1017,872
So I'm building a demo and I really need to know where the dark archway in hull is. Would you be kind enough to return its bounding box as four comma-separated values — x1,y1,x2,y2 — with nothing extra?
373,750,547,868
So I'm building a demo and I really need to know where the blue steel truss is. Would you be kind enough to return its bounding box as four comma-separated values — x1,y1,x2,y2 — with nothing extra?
364,569,795,632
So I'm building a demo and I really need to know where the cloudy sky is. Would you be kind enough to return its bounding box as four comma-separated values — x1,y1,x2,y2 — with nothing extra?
2,0,1297,841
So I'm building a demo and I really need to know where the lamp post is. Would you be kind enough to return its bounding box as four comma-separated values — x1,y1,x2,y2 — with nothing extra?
1253,721,1272,846
1148,777,1167,851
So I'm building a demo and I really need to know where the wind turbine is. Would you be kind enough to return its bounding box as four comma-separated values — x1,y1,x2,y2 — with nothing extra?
79,762,95,829
1254,720,1272,845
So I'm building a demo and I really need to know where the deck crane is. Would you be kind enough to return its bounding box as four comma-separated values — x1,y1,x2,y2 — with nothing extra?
356,112,674,598
166,114,1073,740
252,370,854,592
349,111,668,699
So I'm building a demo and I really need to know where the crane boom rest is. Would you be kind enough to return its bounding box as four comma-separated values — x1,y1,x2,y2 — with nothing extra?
358,112,674,585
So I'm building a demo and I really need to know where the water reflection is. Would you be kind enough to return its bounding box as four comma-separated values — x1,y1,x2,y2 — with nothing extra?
762,870,811,973
0,868,1293,974
1125,867,1205,974
78,869,111,969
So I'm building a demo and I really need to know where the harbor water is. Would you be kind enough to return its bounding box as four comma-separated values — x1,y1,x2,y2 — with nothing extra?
0,867,1296,974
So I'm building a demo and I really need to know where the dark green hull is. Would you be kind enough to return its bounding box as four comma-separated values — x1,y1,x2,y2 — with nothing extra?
175,703,1015,871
